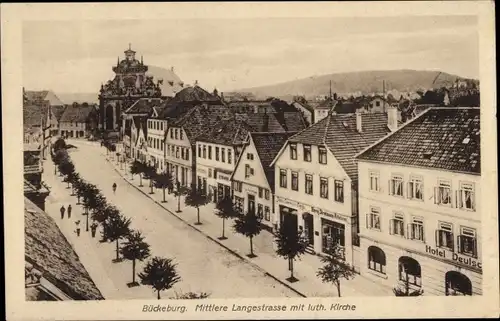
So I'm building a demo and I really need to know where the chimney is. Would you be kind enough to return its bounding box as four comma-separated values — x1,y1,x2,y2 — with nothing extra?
356,110,362,133
263,113,270,131
387,106,398,132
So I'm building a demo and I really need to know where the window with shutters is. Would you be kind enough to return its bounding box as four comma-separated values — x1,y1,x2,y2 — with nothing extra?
408,175,423,200
367,207,381,230
290,143,297,160
318,146,327,164
305,174,313,195
320,177,328,199
303,144,312,162
334,180,344,202
436,222,454,250
369,171,380,192
264,206,270,221
458,227,477,257
459,182,475,211
436,180,452,206
291,171,299,191
280,169,287,188
409,216,425,242
390,212,405,237
390,174,404,197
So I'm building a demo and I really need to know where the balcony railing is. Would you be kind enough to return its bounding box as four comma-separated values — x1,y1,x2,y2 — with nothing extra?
24,164,42,174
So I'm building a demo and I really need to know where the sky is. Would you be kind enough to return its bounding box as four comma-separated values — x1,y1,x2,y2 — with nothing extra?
22,16,479,94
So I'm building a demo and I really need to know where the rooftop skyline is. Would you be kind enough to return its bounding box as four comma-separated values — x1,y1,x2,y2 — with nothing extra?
23,16,478,94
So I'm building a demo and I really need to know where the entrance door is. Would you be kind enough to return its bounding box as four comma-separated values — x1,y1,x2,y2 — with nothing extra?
303,213,314,245
224,185,231,200
248,194,256,215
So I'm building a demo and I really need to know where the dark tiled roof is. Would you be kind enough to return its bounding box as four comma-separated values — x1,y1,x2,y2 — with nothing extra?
132,116,149,140
60,104,95,123
236,113,285,133
252,132,296,191
52,105,67,121
357,108,480,174
173,105,232,143
24,179,38,194
292,101,315,113
24,198,104,300
25,90,49,102
171,85,221,104
317,97,338,109
276,112,307,132
124,98,164,115
289,112,392,181
334,101,362,114
24,105,49,128
197,117,253,146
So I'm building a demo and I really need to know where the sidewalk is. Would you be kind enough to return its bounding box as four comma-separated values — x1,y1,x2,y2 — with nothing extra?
104,154,393,298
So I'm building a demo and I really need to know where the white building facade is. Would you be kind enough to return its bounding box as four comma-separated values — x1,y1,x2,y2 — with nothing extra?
146,117,167,172
165,126,193,187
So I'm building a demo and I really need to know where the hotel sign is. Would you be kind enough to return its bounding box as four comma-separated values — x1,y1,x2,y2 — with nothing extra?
311,207,348,222
425,245,482,270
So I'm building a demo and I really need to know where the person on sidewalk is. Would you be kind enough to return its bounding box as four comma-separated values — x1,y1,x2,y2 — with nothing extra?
60,205,66,219
67,204,72,219
75,220,81,237
112,182,117,194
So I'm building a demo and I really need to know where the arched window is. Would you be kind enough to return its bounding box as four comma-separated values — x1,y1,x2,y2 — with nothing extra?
445,271,472,296
368,246,386,274
399,256,422,286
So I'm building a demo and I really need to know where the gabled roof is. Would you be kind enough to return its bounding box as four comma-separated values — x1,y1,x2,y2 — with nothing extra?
197,117,254,146
292,101,315,113
171,105,231,143
25,90,64,106
24,104,49,129
251,132,296,192
24,198,104,300
124,98,164,115
285,112,392,181
132,116,149,140
356,108,480,174
170,85,221,104
60,104,95,123
51,105,67,121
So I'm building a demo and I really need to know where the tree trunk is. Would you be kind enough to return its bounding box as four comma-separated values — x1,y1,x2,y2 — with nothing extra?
177,195,181,212
197,207,200,224
150,181,154,194
336,280,341,297
116,239,119,260
162,188,166,202
139,174,143,187
290,258,294,279
157,290,161,300
132,259,136,283
86,213,89,231
250,236,254,256
222,218,225,238
54,165,57,175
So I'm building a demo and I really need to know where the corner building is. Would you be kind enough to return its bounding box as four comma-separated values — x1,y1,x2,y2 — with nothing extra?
356,107,481,296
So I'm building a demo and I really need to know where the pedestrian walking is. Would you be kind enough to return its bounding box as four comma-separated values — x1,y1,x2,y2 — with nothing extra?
90,222,98,238
112,182,117,194
67,204,72,219
75,220,81,237
60,205,65,219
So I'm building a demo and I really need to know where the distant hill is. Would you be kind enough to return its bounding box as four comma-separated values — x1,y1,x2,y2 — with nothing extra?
56,65,184,104
236,70,475,100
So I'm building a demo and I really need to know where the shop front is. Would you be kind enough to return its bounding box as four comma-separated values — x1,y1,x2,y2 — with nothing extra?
215,169,232,202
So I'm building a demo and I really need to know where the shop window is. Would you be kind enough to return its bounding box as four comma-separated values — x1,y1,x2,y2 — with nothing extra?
435,180,452,206
445,271,472,296
368,246,386,274
369,171,380,192
264,206,271,221
398,256,422,286
459,182,475,211
409,216,425,242
389,212,405,237
390,174,404,197
334,180,344,202
234,196,244,214
290,143,297,160
436,222,454,250
215,147,220,161
305,174,313,195
322,219,345,255
208,146,212,159
318,146,327,164
264,189,270,200
458,227,477,258
257,204,264,219
367,207,381,230
291,171,299,191
320,177,328,199
279,169,287,188
303,144,311,162
408,175,423,200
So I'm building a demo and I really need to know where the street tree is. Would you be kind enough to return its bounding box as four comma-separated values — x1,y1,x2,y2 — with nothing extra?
233,211,262,258
101,212,132,262
173,181,189,213
68,172,81,195
143,164,157,194
153,172,173,202
58,159,75,183
92,204,120,225
214,196,237,240
120,230,151,287
129,160,144,185
274,221,308,282
184,186,210,225
316,243,356,297
53,138,67,152
138,256,181,300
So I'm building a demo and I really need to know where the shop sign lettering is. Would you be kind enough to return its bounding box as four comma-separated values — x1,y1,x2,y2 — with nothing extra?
218,173,231,181
311,207,348,222
425,245,482,270
276,196,306,210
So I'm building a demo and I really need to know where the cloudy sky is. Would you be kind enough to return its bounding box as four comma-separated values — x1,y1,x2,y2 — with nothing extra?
23,16,478,94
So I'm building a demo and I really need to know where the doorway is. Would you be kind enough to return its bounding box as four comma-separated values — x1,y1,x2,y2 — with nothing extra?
248,194,255,215
303,213,314,245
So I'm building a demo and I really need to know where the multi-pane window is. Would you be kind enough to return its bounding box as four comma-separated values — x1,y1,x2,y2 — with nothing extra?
245,165,254,178
319,146,327,164
436,180,452,206
437,222,454,250
215,147,220,161
228,149,232,164
290,143,297,160
234,196,244,214
459,182,475,211
198,145,202,158
185,149,189,161
305,174,313,195
334,180,344,203
280,169,287,188
291,171,299,191
303,144,312,162
408,175,423,200
175,147,180,158
458,227,477,257
247,153,254,160
390,213,405,237
203,145,207,158
180,129,183,140
233,181,243,193
221,148,225,163
390,174,404,197
264,206,271,221
264,189,270,200
320,177,328,199
208,146,212,159
368,246,386,274
257,204,264,219
258,188,263,198
410,217,425,242
174,129,178,139
367,207,381,230
369,171,380,192
170,129,173,139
